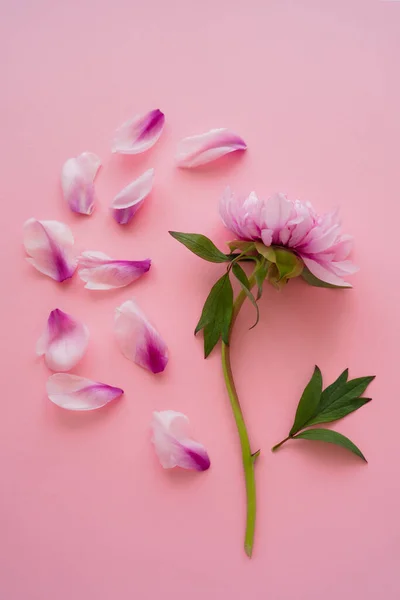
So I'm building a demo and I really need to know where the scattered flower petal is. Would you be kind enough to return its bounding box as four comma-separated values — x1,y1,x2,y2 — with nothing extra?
176,128,247,168
23,218,77,282
112,109,165,154
219,189,357,287
151,410,210,471
115,299,168,373
36,309,89,371
61,152,101,215
78,251,151,290
46,373,124,411
111,168,154,225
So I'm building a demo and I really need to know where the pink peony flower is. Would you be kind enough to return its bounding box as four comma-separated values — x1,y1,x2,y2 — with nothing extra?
219,188,358,287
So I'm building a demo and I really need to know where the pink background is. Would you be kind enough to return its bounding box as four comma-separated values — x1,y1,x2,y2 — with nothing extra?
1,0,399,598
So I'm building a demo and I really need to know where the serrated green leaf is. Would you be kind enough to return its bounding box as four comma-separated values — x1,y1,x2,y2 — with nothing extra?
232,263,259,329
289,366,323,436
169,231,231,263
195,273,233,358
301,267,350,289
294,428,367,461
318,369,349,411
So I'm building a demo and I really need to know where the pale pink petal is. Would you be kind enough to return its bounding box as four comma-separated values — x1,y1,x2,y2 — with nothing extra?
261,229,273,246
328,260,359,277
114,299,168,373
23,218,77,282
301,225,341,254
36,309,89,371
78,251,151,290
112,109,165,154
111,168,154,225
47,374,123,411
176,128,247,168
302,256,351,287
262,193,292,236
151,411,210,471
61,152,101,215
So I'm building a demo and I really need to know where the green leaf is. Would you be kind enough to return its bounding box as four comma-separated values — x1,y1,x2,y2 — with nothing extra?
289,366,323,436
228,240,255,253
255,242,276,262
294,428,367,461
169,231,231,263
318,369,349,411
305,398,372,426
254,259,270,300
274,248,304,280
301,267,350,289
195,273,233,357
232,263,259,329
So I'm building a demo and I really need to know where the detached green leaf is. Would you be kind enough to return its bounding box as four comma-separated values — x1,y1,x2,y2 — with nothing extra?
318,369,349,411
301,267,350,289
169,232,231,263
195,273,233,357
294,428,367,461
289,366,323,436
305,375,375,427
232,263,259,329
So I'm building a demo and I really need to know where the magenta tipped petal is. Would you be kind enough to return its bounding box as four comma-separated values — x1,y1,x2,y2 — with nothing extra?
112,109,165,154
78,251,151,290
61,152,101,215
176,128,247,168
23,218,77,282
114,299,168,374
36,309,89,371
46,374,123,411
151,411,210,471
111,168,154,225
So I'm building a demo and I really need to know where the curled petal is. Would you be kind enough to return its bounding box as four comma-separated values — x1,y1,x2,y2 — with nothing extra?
112,109,165,154
36,309,89,371
151,411,210,471
47,373,123,411
111,168,154,225
176,128,247,168
114,299,168,373
23,218,77,282
78,251,151,290
302,256,352,287
61,152,101,215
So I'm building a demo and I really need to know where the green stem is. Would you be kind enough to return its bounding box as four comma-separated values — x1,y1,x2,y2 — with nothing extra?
271,436,292,452
221,275,258,558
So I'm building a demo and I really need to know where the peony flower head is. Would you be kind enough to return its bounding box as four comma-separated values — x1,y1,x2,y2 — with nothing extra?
220,188,357,287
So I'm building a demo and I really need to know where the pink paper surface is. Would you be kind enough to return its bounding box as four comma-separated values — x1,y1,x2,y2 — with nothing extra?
1,0,399,598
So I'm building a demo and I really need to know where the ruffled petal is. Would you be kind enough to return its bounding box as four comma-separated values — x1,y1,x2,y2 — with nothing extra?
61,152,101,215
114,299,168,373
302,256,352,287
47,374,123,411
36,309,89,371
78,251,151,290
111,168,154,225
151,410,210,471
112,109,165,154
176,128,247,168
23,218,77,282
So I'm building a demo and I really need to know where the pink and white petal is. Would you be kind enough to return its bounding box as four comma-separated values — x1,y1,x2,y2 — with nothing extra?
262,193,292,234
36,309,89,372
302,225,341,254
112,109,165,154
61,152,101,215
329,235,354,261
111,168,154,225
47,374,123,411
261,229,273,246
302,256,352,287
176,128,247,168
151,411,210,471
23,219,77,282
328,260,359,277
115,300,168,373
78,251,151,290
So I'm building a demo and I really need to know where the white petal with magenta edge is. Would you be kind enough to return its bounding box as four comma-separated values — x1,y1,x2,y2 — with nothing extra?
176,128,247,168
46,374,124,411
